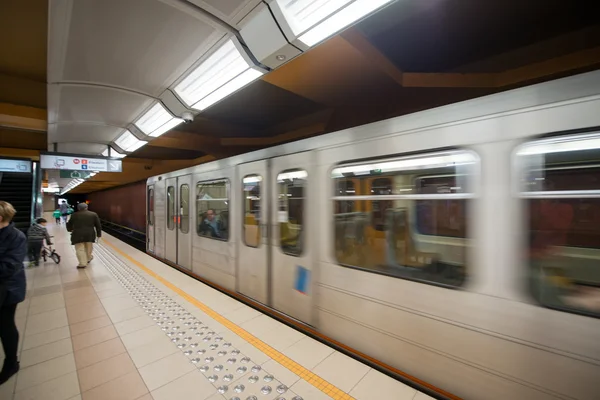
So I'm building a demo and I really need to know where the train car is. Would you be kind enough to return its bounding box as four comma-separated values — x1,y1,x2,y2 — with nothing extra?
146,70,600,400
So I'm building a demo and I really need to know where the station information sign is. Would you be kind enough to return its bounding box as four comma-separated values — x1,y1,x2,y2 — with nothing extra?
40,153,122,172
0,158,32,173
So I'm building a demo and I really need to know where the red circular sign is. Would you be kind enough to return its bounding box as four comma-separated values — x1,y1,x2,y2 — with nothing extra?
73,159,80,164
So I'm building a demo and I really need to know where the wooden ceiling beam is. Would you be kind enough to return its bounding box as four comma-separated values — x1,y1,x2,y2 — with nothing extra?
340,28,404,86
0,102,46,132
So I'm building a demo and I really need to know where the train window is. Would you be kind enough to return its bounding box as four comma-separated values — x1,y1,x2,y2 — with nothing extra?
243,175,262,248
331,150,477,287
196,179,229,241
335,179,357,214
148,187,154,226
167,186,175,231
278,170,307,256
180,184,190,234
517,133,600,317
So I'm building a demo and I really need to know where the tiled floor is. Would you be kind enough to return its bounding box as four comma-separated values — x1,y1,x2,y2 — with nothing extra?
0,221,433,400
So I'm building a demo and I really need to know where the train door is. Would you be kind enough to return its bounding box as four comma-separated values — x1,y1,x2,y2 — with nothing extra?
165,177,177,264
271,152,314,324
147,185,155,253
177,175,192,270
237,160,269,304
154,181,166,258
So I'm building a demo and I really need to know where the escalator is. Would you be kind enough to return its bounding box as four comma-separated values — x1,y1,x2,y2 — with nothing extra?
0,171,34,233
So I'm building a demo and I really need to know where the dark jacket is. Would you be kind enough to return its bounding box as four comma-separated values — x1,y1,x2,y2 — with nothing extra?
67,210,102,245
27,223,52,244
0,223,27,304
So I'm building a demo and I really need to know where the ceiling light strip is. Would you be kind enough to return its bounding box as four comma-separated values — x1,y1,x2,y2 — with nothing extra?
174,38,265,111
272,0,394,48
134,102,183,138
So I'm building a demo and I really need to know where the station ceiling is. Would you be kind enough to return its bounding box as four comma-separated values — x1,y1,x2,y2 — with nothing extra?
1,0,599,194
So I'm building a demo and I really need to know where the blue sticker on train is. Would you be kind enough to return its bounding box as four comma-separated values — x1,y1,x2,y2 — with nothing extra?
294,266,310,294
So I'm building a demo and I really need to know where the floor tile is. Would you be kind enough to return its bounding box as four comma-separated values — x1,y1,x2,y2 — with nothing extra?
119,325,165,351
262,359,301,387
64,292,99,307
72,325,118,351
16,353,76,392
22,326,71,351
349,369,417,400
291,378,336,400
20,337,73,368
28,296,65,316
31,284,63,297
150,370,216,400
29,292,63,308
78,352,136,392
13,371,80,400
25,308,69,336
223,305,262,326
127,337,179,369
138,352,195,392
106,305,147,324
63,287,96,301
413,392,436,400
0,373,17,399
66,303,106,325
62,280,92,291
313,352,370,393
74,337,127,369
81,371,148,400
134,395,154,400
283,336,335,370
114,315,155,336
69,315,112,336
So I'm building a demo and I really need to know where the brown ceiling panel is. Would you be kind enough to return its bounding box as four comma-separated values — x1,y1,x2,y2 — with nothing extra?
360,0,599,73
129,145,207,160
0,0,47,82
199,80,326,131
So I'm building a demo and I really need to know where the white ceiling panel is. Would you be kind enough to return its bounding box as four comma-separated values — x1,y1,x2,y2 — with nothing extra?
189,0,261,27
50,85,153,126
48,123,124,145
58,0,225,95
53,142,109,156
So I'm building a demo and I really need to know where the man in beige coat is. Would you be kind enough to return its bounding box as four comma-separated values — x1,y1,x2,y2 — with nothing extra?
66,203,102,269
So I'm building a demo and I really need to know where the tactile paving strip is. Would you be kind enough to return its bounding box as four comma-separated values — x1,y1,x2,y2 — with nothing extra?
95,245,304,400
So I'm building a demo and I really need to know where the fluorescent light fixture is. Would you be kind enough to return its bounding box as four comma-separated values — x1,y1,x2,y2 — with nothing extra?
194,69,263,111
134,103,183,137
102,147,126,158
243,175,262,184
332,152,477,177
42,187,60,193
174,39,265,111
114,130,147,152
517,133,600,156
278,170,308,181
273,0,394,47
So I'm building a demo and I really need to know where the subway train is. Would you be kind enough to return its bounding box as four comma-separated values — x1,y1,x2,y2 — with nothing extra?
146,70,600,400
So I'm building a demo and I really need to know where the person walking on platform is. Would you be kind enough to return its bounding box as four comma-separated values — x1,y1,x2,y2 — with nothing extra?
59,200,69,224
26,218,53,267
53,208,61,224
0,201,27,385
67,203,102,269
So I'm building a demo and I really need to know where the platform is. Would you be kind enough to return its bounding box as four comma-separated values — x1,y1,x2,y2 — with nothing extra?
0,222,434,400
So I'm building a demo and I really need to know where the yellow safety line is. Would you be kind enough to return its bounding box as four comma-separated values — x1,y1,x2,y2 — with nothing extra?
103,239,355,400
